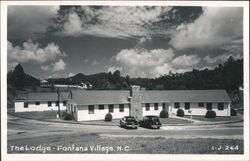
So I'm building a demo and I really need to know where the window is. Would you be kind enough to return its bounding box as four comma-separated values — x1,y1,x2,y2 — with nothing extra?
35,102,40,105
88,105,94,114
206,103,212,110
145,103,150,111
63,101,67,106
218,103,224,110
198,102,204,107
48,101,52,107
154,103,158,110
162,103,166,110
108,104,114,113
24,102,29,108
56,101,59,107
185,102,190,110
119,104,124,112
99,105,104,110
174,102,180,109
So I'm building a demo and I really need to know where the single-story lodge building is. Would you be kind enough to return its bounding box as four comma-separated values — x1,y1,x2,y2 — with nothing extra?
14,86,231,121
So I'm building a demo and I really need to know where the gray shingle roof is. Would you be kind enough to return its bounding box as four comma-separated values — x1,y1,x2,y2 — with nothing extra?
69,89,231,105
15,89,231,104
69,90,130,105
15,91,71,102
141,90,231,103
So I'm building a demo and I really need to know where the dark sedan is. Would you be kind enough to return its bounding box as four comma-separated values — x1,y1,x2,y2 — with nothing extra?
139,115,161,129
120,116,138,129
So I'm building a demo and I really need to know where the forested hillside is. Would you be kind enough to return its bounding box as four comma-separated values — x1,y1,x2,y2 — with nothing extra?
7,56,243,92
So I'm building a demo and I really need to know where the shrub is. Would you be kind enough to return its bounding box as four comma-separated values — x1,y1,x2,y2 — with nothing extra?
62,113,73,120
205,110,216,118
160,110,169,118
62,111,68,118
176,109,184,117
105,113,112,121
231,108,237,116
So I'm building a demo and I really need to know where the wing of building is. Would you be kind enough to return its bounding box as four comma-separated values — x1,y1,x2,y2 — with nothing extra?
14,91,71,112
14,86,231,121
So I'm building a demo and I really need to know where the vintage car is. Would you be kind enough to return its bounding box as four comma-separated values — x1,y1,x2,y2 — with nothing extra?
139,115,161,129
119,116,138,129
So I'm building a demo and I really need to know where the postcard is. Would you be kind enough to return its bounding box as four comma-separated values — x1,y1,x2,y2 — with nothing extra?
1,1,249,161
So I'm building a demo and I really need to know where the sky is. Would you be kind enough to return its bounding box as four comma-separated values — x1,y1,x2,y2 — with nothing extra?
7,6,243,79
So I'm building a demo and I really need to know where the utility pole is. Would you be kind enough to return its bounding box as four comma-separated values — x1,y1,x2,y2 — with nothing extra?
188,110,192,123
57,87,61,118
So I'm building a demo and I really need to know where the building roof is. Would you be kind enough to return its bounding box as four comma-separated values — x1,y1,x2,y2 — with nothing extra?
141,90,231,103
15,91,71,102
69,89,231,105
69,90,130,105
41,80,48,83
15,89,231,104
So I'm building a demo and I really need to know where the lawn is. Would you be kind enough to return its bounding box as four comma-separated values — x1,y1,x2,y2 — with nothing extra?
10,111,191,125
10,111,63,120
8,133,243,154
183,115,243,122
160,118,190,124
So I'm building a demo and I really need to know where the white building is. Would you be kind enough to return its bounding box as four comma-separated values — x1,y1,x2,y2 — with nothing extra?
14,86,231,121
40,79,92,90
66,86,231,121
14,91,71,112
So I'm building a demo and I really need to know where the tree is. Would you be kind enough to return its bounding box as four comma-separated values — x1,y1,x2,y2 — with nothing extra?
12,64,25,89
113,70,121,80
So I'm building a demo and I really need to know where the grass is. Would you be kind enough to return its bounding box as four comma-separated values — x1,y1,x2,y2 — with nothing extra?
11,111,191,125
8,134,243,154
183,115,243,122
11,111,63,120
159,118,190,124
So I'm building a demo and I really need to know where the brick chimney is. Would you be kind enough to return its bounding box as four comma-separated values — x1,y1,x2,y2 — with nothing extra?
130,85,142,120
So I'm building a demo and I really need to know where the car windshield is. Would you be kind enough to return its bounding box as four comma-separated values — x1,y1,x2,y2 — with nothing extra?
150,117,159,121
126,117,135,121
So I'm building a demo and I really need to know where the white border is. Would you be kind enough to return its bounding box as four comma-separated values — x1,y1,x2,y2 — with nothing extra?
1,1,249,161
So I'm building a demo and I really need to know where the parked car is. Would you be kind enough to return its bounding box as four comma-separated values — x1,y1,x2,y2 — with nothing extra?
139,115,161,129
120,116,138,129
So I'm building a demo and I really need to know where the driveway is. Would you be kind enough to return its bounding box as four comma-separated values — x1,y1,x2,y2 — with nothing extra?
7,114,244,154
8,114,243,140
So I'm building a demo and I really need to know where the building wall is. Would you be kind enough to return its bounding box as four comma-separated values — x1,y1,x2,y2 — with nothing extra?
72,104,130,121
15,101,66,112
142,103,164,116
170,102,231,116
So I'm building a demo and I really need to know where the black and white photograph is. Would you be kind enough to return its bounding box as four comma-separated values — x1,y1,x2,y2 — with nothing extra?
1,1,249,161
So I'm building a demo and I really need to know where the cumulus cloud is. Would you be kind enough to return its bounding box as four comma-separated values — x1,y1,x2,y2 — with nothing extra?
170,7,243,49
8,40,65,63
171,54,200,68
41,59,66,72
60,6,172,38
107,66,123,73
204,54,242,64
109,48,201,78
68,73,76,77
41,65,50,71
139,36,152,45
62,12,83,37
8,6,59,39
52,59,66,72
